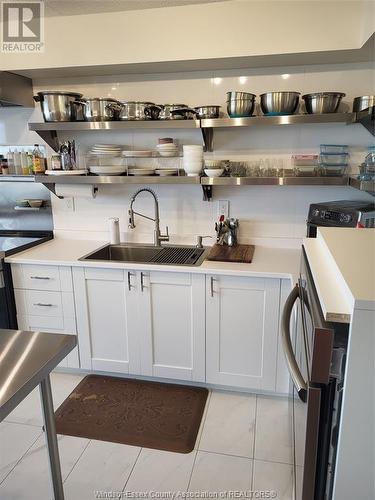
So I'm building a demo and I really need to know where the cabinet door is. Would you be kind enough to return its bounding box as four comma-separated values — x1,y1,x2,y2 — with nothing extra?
138,271,205,382
72,267,139,374
206,275,280,391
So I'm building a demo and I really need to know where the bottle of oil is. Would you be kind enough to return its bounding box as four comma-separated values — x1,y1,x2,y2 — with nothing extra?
32,144,45,174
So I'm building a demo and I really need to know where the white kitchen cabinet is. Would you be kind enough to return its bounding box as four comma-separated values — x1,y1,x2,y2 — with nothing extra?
206,274,281,391
73,267,205,382
12,264,79,369
72,267,139,374
137,271,205,382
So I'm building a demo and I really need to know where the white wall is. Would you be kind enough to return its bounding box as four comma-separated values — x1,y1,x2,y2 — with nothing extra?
0,1,373,71
0,62,374,246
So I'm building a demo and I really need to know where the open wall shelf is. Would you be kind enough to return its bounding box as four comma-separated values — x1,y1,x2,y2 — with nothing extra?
28,108,374,153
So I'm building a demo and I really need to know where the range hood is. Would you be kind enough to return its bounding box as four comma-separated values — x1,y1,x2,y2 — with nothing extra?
0,71,34,107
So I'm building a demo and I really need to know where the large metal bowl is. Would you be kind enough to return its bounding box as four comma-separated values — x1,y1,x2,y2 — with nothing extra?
226,92,256,117
303,92,345,114
260,92,300,115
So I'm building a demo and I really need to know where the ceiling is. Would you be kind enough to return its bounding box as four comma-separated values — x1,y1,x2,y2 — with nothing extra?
44,0,227,17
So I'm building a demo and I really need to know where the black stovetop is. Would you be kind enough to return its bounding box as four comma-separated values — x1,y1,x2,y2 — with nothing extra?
0,230,53,258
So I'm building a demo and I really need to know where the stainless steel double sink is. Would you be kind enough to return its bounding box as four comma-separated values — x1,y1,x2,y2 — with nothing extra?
80,244,207,266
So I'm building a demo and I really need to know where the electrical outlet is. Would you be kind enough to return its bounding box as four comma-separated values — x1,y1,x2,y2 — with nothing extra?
217,200,229,219
62,197,74,212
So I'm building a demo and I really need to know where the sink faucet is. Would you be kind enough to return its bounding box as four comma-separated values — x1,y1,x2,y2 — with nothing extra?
128,188,169,247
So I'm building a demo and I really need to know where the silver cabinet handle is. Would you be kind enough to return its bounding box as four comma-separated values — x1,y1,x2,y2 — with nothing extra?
210,276,216,297
33,303,53,307
140,272,146,292
281,284,307,402
30,276,50,280
127,272,134,291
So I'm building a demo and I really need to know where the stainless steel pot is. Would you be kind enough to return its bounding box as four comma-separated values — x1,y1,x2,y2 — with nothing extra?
195,105,221,119
81,98,122,122
119,101,161,120
302,92,345,114
226,92,256,118
260,92,300,115
33,91,84,122
158,104,192,120
353,95,375,112
170,107,197,120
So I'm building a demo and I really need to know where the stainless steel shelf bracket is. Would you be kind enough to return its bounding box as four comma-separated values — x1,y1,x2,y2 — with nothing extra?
202,184,213,201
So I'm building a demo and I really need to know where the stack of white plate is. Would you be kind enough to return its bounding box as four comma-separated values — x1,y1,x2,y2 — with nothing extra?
89,166,126,176
156,143,179,157
183,145,203,176
122,150,153,158
90,144,122,157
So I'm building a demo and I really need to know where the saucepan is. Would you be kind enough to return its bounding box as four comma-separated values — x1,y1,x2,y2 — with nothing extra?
79,98,123,121
119,101,162,120
194,106,221,119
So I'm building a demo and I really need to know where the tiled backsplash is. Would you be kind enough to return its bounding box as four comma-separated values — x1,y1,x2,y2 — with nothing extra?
1,61,374,244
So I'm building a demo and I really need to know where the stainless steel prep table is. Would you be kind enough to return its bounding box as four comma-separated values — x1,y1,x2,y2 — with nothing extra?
0,329,76,500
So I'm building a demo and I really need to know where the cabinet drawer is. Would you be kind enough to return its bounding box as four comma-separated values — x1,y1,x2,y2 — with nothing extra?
21,314,76,333
15,290,75,318
12,264,73,291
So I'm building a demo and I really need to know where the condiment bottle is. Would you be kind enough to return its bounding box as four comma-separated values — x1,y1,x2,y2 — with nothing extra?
32,144,45,174
1,158,9,175
20,150,29,175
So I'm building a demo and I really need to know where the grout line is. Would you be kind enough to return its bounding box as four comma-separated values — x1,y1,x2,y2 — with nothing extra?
196,448,253,461
63,438,91,484
186,449,198,492
122,447,143,491
3,419,43,428
0,430,43,485
251,395,258,490
253,457,294,467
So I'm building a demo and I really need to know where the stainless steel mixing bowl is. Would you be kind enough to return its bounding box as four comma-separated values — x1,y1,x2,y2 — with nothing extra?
302,92,345,114
260,92,300,115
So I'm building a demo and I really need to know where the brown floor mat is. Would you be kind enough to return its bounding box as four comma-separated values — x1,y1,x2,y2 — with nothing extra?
55,375,208,453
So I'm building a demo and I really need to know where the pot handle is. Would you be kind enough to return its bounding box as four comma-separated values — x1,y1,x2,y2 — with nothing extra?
74,99,87,106
33,95,41,102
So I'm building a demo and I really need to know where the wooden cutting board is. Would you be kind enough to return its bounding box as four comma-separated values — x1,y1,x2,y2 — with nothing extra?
207,244,255,263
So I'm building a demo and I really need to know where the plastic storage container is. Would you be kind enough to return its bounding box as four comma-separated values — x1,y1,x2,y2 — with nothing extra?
292,155,319,166
319,165,347,176
319,153,349,165
320,144,349,154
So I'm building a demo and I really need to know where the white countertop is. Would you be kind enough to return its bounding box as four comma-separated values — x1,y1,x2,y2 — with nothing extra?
303,227,375,322
5,237,301,282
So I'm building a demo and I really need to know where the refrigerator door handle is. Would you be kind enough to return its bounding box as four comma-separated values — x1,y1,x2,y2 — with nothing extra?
281,284,308,402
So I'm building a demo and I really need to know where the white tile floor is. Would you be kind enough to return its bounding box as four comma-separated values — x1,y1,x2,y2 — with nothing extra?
0,373,298,499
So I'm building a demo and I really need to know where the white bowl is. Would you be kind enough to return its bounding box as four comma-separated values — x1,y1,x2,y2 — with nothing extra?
184,163,202,176
183,160,202,167
204,168,224,177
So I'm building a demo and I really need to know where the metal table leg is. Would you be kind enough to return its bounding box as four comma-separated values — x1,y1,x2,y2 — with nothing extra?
39,375,65,500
